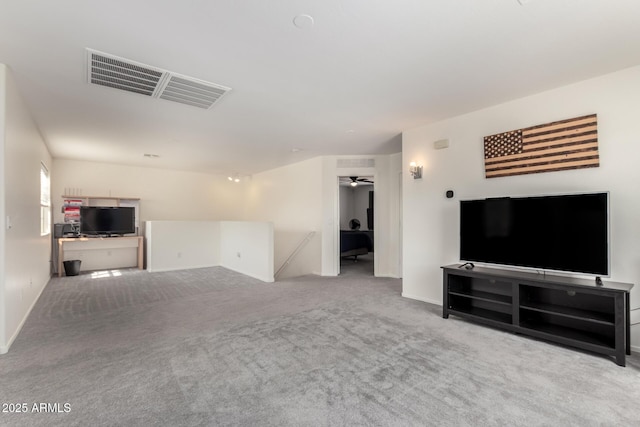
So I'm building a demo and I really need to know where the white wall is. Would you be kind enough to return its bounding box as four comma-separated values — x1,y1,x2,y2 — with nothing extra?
388,153,403,277
353,185,372,230
339,186,354,230
220,221,274,282
0,66,5,351
402,66,640,346
145,221,220,272
339,184,372,230
52,154,403,282
243,157,323,279
52,159,244,224
0,64,52,353
322,154,402,278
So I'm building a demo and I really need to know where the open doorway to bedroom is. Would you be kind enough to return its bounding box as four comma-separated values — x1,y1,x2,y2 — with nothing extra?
338,176,374,276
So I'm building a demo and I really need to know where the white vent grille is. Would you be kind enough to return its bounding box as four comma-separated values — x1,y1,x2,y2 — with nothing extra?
158,75,229,109
87,49,230,109
337,158,376,168
89,53,163,96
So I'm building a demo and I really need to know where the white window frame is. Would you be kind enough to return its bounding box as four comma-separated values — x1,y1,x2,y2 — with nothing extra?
40,163,51,236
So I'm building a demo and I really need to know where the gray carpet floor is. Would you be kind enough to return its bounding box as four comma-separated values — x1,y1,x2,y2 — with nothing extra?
1,267,639,426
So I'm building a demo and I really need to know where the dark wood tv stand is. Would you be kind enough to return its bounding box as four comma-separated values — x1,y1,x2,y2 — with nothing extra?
442,264,633,366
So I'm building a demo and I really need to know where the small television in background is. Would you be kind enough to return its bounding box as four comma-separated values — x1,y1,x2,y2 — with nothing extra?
459,192,609,276
80,206,136,236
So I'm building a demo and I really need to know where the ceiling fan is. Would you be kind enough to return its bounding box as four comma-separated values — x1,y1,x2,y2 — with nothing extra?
342,176,374,187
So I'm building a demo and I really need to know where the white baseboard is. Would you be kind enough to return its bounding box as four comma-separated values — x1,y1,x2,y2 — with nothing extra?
221,266,274,283
147,263,219,273
401,292,442,306
0,279,48,354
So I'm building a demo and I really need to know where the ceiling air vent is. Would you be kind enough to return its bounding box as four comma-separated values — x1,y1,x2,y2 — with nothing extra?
86,49,230,109
158,75,229,109
337,158,376,168
88,50,163,97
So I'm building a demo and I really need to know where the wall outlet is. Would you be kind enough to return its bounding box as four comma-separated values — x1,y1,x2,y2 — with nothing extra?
237,252,241,258
177,252,182,258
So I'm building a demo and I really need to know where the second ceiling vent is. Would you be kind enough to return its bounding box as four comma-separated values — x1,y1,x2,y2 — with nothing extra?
87,49,231,109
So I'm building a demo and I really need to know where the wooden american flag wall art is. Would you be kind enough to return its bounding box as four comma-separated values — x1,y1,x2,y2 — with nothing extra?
483,114,599,178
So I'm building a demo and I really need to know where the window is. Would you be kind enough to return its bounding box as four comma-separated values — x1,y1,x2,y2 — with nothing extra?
40,163,51,236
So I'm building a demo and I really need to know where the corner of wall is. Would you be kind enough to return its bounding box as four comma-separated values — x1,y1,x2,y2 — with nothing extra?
0,64,53,353
0,63,7,349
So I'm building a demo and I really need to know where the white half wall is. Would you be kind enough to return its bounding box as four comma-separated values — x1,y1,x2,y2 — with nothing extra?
145,221,220,272
220,221,274,282
0,64,52,354
145,220,273,282
402,65,640,344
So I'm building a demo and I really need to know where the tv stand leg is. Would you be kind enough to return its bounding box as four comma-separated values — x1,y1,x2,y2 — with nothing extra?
442,273,449,319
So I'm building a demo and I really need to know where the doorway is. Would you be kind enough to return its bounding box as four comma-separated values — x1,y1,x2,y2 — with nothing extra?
338,176,374,276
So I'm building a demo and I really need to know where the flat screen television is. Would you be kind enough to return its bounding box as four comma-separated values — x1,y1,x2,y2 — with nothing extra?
459,192,609,276
80,206,136,236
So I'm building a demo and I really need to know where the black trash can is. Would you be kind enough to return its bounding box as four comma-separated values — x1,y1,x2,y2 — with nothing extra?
63,260,81,276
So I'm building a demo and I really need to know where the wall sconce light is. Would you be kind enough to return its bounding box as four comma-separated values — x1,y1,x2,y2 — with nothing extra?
409,162,422,179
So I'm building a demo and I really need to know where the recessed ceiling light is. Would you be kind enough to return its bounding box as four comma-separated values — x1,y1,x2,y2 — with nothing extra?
293,14,314,29
346,129,355,133
228,173,242,183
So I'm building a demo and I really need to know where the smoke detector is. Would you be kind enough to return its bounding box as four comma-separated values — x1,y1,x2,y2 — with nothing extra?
87,49,231,109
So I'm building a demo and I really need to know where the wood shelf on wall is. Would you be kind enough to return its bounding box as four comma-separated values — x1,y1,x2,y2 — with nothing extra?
61,195,140,201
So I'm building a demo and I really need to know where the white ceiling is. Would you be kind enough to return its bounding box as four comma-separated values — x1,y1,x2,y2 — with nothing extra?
1,0,639,177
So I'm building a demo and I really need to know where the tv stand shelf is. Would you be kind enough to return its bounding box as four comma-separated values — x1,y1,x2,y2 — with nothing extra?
442,264,633,366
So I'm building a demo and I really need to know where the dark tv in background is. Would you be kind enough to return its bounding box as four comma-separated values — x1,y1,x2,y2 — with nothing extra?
80,206,136,236
459,192,609,276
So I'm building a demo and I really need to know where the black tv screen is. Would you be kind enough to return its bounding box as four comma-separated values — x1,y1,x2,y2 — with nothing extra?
460,192,609,275
80,207,136,236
